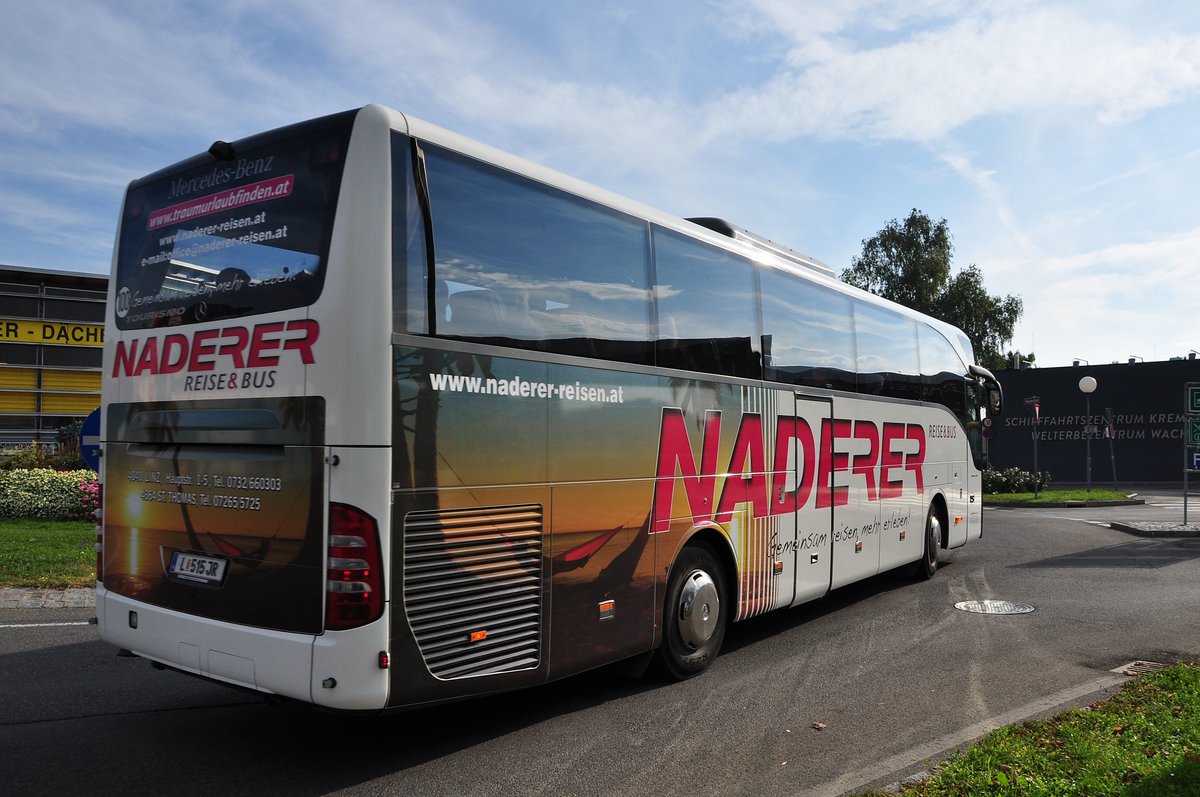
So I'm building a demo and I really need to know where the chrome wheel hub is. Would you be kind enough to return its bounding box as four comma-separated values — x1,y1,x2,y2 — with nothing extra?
678,569,720,649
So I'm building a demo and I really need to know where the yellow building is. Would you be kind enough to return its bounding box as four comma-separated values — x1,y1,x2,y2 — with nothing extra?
0,264,107,447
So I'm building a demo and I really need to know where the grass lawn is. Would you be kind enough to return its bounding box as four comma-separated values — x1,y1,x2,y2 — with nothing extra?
986,488,1132,505
859,662,1200,796
0,518,95,588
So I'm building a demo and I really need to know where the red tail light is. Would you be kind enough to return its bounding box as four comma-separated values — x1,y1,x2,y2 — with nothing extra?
326,503,384,630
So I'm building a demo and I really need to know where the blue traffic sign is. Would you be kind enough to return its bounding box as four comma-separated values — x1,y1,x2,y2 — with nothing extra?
80,408,101,472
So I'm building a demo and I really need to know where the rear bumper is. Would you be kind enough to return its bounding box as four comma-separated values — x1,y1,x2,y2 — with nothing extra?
98,586,390,711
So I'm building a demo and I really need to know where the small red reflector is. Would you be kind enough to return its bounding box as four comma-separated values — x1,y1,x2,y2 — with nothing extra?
469,630,488,643
378,651,390,669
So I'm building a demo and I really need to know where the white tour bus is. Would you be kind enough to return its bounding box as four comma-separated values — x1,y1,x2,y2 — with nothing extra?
97,104,1003,711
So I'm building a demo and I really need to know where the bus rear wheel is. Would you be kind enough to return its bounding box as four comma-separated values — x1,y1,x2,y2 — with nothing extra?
658,545,727,680
914,503,942,580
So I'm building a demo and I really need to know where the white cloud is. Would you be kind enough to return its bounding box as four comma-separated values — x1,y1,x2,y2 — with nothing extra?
715,2,1200,143
272,0,714,181
0,2,343,139
1002,227,1200,362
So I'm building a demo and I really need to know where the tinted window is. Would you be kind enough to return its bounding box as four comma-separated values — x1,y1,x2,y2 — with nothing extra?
423,145,653,364
965,378,986,469
760,268,856,391
44,299,104,323
114,112,354,330
0,343,38,366
1,295,38,318
43,346,103,368
854,301,920,400
918,323,968,417
392,134,430,335
918,323,966,378
653,227,760,378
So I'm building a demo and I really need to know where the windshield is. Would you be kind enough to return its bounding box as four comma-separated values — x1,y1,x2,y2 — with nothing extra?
114,112,354,330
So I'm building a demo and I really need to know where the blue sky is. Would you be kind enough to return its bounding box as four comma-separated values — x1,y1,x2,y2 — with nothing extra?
2,0,1199,367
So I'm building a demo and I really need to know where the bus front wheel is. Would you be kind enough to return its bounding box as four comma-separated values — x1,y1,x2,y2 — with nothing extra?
658,545,727,680
914,503,942,580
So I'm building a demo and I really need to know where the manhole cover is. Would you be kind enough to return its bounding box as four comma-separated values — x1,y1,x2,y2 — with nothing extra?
954,600,1035,615
1111,660,1166,677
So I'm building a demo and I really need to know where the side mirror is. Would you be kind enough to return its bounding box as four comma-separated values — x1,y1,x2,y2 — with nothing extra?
987,385,1003,415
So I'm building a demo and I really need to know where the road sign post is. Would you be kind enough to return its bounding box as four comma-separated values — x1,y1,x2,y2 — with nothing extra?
1186,384,1200,524
1105,406,1119,489
1024,396,1041,496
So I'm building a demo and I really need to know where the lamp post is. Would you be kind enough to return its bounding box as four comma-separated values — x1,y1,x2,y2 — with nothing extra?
1079,376,1097,492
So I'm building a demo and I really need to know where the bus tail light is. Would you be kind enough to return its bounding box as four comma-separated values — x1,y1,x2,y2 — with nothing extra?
326,503,384,631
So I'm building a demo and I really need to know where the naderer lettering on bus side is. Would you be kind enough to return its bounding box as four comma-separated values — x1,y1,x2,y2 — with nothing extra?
651,408,926,534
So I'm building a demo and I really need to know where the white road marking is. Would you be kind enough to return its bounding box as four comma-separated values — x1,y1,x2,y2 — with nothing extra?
793,674,1128,797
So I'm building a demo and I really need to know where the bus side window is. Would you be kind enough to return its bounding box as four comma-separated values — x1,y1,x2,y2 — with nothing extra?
918,323,970,425
653,226,761,379
392,132,430,335
445,289,508,338
760,267,856,391
420,143,653,364
854,301,920,400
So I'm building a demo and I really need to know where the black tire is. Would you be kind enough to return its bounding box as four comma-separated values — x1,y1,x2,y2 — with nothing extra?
914,503,942,580
658,544,727,680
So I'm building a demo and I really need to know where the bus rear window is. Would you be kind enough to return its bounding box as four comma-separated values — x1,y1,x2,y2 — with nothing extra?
114,113,354,330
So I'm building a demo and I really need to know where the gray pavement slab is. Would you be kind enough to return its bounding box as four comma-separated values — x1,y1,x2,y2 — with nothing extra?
0,587,95,609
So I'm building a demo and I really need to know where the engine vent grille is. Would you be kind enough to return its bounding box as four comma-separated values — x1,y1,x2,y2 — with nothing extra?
403,504,543,679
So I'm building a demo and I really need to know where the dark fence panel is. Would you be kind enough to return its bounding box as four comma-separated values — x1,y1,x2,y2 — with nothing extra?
988,359,1200,485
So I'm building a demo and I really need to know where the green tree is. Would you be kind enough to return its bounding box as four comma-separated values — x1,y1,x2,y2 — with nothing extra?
841,209,1023,371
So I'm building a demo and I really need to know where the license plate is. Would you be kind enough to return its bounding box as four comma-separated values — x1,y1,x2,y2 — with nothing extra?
168,551,227,585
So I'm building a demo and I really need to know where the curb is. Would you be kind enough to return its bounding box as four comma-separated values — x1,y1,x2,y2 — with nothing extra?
988,499,1145,509
1110,521,1200,538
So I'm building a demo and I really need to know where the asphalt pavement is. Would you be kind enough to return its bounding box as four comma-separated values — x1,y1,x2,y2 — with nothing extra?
5,496,1200,797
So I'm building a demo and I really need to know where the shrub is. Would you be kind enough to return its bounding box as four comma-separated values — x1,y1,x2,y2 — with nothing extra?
0,441,86,472
45,448,87,471
0,442,51,471
0,468,100,521
74,477,101,521
52,420,88,470
983,466,1051,494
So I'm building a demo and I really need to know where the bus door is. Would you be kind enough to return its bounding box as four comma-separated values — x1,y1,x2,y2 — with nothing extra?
829,398,881,590
788,394,833,606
